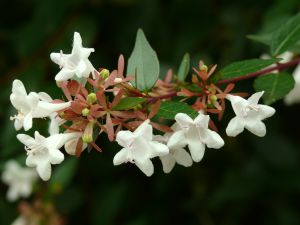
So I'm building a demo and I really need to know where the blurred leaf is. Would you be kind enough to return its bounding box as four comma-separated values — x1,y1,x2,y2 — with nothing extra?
49,157,78,191
254,72,295,105
157,101,198,120
271,12,300,56
127,29,160,91
112,97,145,110
247,33,273,45
177,53,190,81
219,58,280,79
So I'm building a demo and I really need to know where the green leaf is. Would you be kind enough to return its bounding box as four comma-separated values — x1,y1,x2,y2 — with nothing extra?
253,72,295,105
219,58,280,79
49,158,77,191
157,101,198,119
177,53,190,81
112,97,145,110
247,33,273,45
271,12,300,55
127,29,160,91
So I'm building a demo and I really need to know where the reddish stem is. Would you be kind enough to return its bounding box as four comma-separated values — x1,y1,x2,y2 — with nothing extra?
217,57,300,85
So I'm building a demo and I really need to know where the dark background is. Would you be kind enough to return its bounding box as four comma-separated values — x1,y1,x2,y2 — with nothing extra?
1,0,300,225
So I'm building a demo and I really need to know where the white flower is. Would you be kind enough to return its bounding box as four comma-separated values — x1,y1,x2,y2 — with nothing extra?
155,129,193,173
174,113,224,162
113,120,169,176
284,63,300,105
17,131,80,181
1,160,37,202
226,91,276,137
10,80,71,131
64,137,87,155
11,216,27,225
50,32,96,81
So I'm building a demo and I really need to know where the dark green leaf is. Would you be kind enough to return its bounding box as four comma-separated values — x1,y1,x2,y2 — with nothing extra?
253,72,295,104
177,53,190,81
157,101,198,119
49,158,77,190
112,97,145,110
271,12,300,55
127,29,160,91
247,33,273,45
219,58,280,79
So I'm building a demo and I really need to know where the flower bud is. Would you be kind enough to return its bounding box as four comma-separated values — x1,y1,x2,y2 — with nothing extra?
82,122,94,143
210,95,218,103
87,93,97,105
82,108,90,117
99,69,110,79
199,64,208,73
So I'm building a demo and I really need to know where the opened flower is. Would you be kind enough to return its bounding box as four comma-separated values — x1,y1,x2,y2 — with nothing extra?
113,120,169,176
155,128,193,173
284,63,300,105
17,131,80,181
174,112,224,162
226,91,276,137
1,160,38,202
50,32,96,81
10,79,71,131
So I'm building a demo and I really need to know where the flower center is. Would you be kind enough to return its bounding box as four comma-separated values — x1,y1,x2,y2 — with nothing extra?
10,112,25,122
25,145,47,156
242,104,260,117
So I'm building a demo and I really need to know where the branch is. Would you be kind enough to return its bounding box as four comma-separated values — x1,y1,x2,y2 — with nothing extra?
217,57,300,85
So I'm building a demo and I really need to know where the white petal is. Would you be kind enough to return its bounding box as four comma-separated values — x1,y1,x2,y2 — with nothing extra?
293,63,300,82
247,91,264,105
278,51,293,63
133,120,152,141
116,130,135,148
55,68,76,81
33,101,70,118
172,148,193,167
48,132,81,149
14,119,23,131
194,113,209,129
50,52,62,65
38,92,53,102
245,120,266,137
226,117,245,137
186,127,205,162
135,159,154,177
23,113,33,131
160,155,176,173
258,104,276,120
76,60,87,76
148,141,169,158
113,148,129,165
64,138,87,155
284,85,300,105
36,161,52,181
12,79,27,96
7,186,19,202
27,92,40,109
49,148,64,164
16,133,35,147
175,113,193,129
204,129,224,149
131,138,152,162
167,130,187,149
26,154,37,167
72,32,83,51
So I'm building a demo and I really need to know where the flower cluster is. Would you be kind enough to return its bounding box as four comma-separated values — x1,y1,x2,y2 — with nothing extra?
6,31,281,185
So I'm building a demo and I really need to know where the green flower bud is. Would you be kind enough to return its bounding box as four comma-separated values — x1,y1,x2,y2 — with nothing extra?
87,93,97,104
210,95,218,103
200,65,208,73
99,69,110,79
82,134,93,143
82,122,94,143
82,108,90,117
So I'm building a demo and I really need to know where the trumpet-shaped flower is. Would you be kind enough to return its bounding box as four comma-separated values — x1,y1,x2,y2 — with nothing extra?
174,113,224,162
10,80,71,131
17,131,80,181
50,32,96,81
1,160,38,202
284,63,300,105
113,120,169,176
226,92,275,137
155,129,193,173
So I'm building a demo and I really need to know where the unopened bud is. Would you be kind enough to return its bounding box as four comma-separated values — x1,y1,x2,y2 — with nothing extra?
82,122,94,143
99,69,110,79
200,65,208,73
82,108,90,116
87,93,97,104
210,95,218,103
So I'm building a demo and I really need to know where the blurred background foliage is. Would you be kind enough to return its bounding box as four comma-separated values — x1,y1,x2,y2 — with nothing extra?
1,0,300,224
